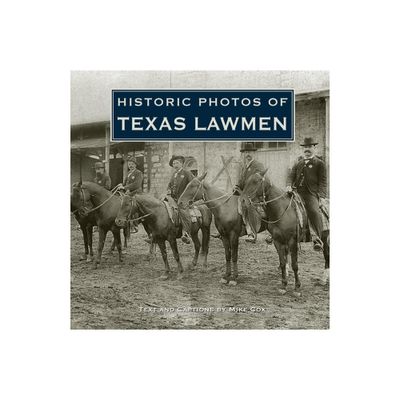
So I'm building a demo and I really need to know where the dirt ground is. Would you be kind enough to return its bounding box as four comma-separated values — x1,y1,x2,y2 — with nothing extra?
71,217,329,329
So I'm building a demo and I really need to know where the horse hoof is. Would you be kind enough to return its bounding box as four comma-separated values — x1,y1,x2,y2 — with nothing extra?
177,273,184,280
229,280,238,286
159,274,169,281
278,288,287,295
220,278,229,284
293,291,302,298
79,255,87,261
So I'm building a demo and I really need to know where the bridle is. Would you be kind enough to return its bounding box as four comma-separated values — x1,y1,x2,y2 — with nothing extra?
72,185,122,217
180,178,233,210
118,193,152,224
244,173,294,224
71,186,93,217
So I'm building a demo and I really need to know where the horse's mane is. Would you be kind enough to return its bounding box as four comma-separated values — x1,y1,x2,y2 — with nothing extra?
203,180,228,196
135,193,163,208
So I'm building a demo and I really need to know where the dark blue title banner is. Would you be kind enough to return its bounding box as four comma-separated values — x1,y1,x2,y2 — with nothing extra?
111,90,294,141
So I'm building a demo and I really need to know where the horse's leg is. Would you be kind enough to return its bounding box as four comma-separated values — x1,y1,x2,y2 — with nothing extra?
220,235,232,284
79,224,89,261
157,240,170,280
321,230,330,284
95,227,107,267
200,226,210,268
189,227,200,269
124,225,128,248
169,236,184,278
289,237,301,295
274,240,288,294
229,232,240,286
87,225,94,262
112,227,123,263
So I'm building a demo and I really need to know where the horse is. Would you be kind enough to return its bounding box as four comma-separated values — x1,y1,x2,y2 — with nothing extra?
178,171,253,286
71,182,127,267
115,192,212,279
71,199,96,262
240,171,329,293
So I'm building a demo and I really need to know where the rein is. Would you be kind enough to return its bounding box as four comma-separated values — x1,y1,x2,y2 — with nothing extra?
122,194,153,223
85,185,122,214
246,175,294,224
186,178,233,210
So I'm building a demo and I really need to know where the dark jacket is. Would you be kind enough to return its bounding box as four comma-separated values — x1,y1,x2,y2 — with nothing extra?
94,174,111,190
167,168,194,201
237,159,265,190
123,169,143,193
287,156,327,198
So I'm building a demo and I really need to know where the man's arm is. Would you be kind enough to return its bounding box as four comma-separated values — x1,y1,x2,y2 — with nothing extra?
286,163,297,192
125,170,143,192
318,161,328,198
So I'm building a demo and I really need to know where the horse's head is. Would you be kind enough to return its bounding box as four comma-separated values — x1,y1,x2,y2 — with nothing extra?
71,182,92,217
178,171,208,208
115,194,137,227
241,169,270,201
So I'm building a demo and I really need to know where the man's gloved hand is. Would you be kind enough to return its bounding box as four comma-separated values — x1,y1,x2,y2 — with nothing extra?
285,186,293,193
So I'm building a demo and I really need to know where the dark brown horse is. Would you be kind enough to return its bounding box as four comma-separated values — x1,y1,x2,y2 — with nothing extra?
115,193,212,277
71,182,125,267
241,171,329,293
115,194,187,279
71,202,95,262
178,172,248,286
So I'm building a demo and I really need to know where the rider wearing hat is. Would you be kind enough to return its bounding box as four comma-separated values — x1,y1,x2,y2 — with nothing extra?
286,137,327,251
233,142,266,244
93,161,111,190
166,155,194,244
122,157,143,194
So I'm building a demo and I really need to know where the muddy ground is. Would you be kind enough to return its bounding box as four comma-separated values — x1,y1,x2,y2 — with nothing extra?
71,218,329,329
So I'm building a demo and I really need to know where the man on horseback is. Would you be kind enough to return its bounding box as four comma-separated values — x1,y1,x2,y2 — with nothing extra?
233,142,266,243
93,161,111,190
165,155,193,244
121,157,143,194
121,157,143,234
286,137,328,251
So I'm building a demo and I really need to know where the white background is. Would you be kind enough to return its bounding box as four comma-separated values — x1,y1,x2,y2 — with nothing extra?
1,1,399,399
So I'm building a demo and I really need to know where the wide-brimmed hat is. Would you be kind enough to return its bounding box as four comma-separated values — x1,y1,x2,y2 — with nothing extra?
169,155,185,167
126,157,138,166
240,142,257,152
300,137,318,146
94,161,105,169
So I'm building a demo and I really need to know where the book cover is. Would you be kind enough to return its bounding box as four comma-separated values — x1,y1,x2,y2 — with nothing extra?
71,70,329,329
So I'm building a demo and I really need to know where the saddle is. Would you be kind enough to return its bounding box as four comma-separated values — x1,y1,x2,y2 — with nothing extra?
162,197,203,231
162,199,180,227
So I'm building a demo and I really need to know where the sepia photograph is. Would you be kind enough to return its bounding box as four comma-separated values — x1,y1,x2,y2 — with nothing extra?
71,70,329,329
